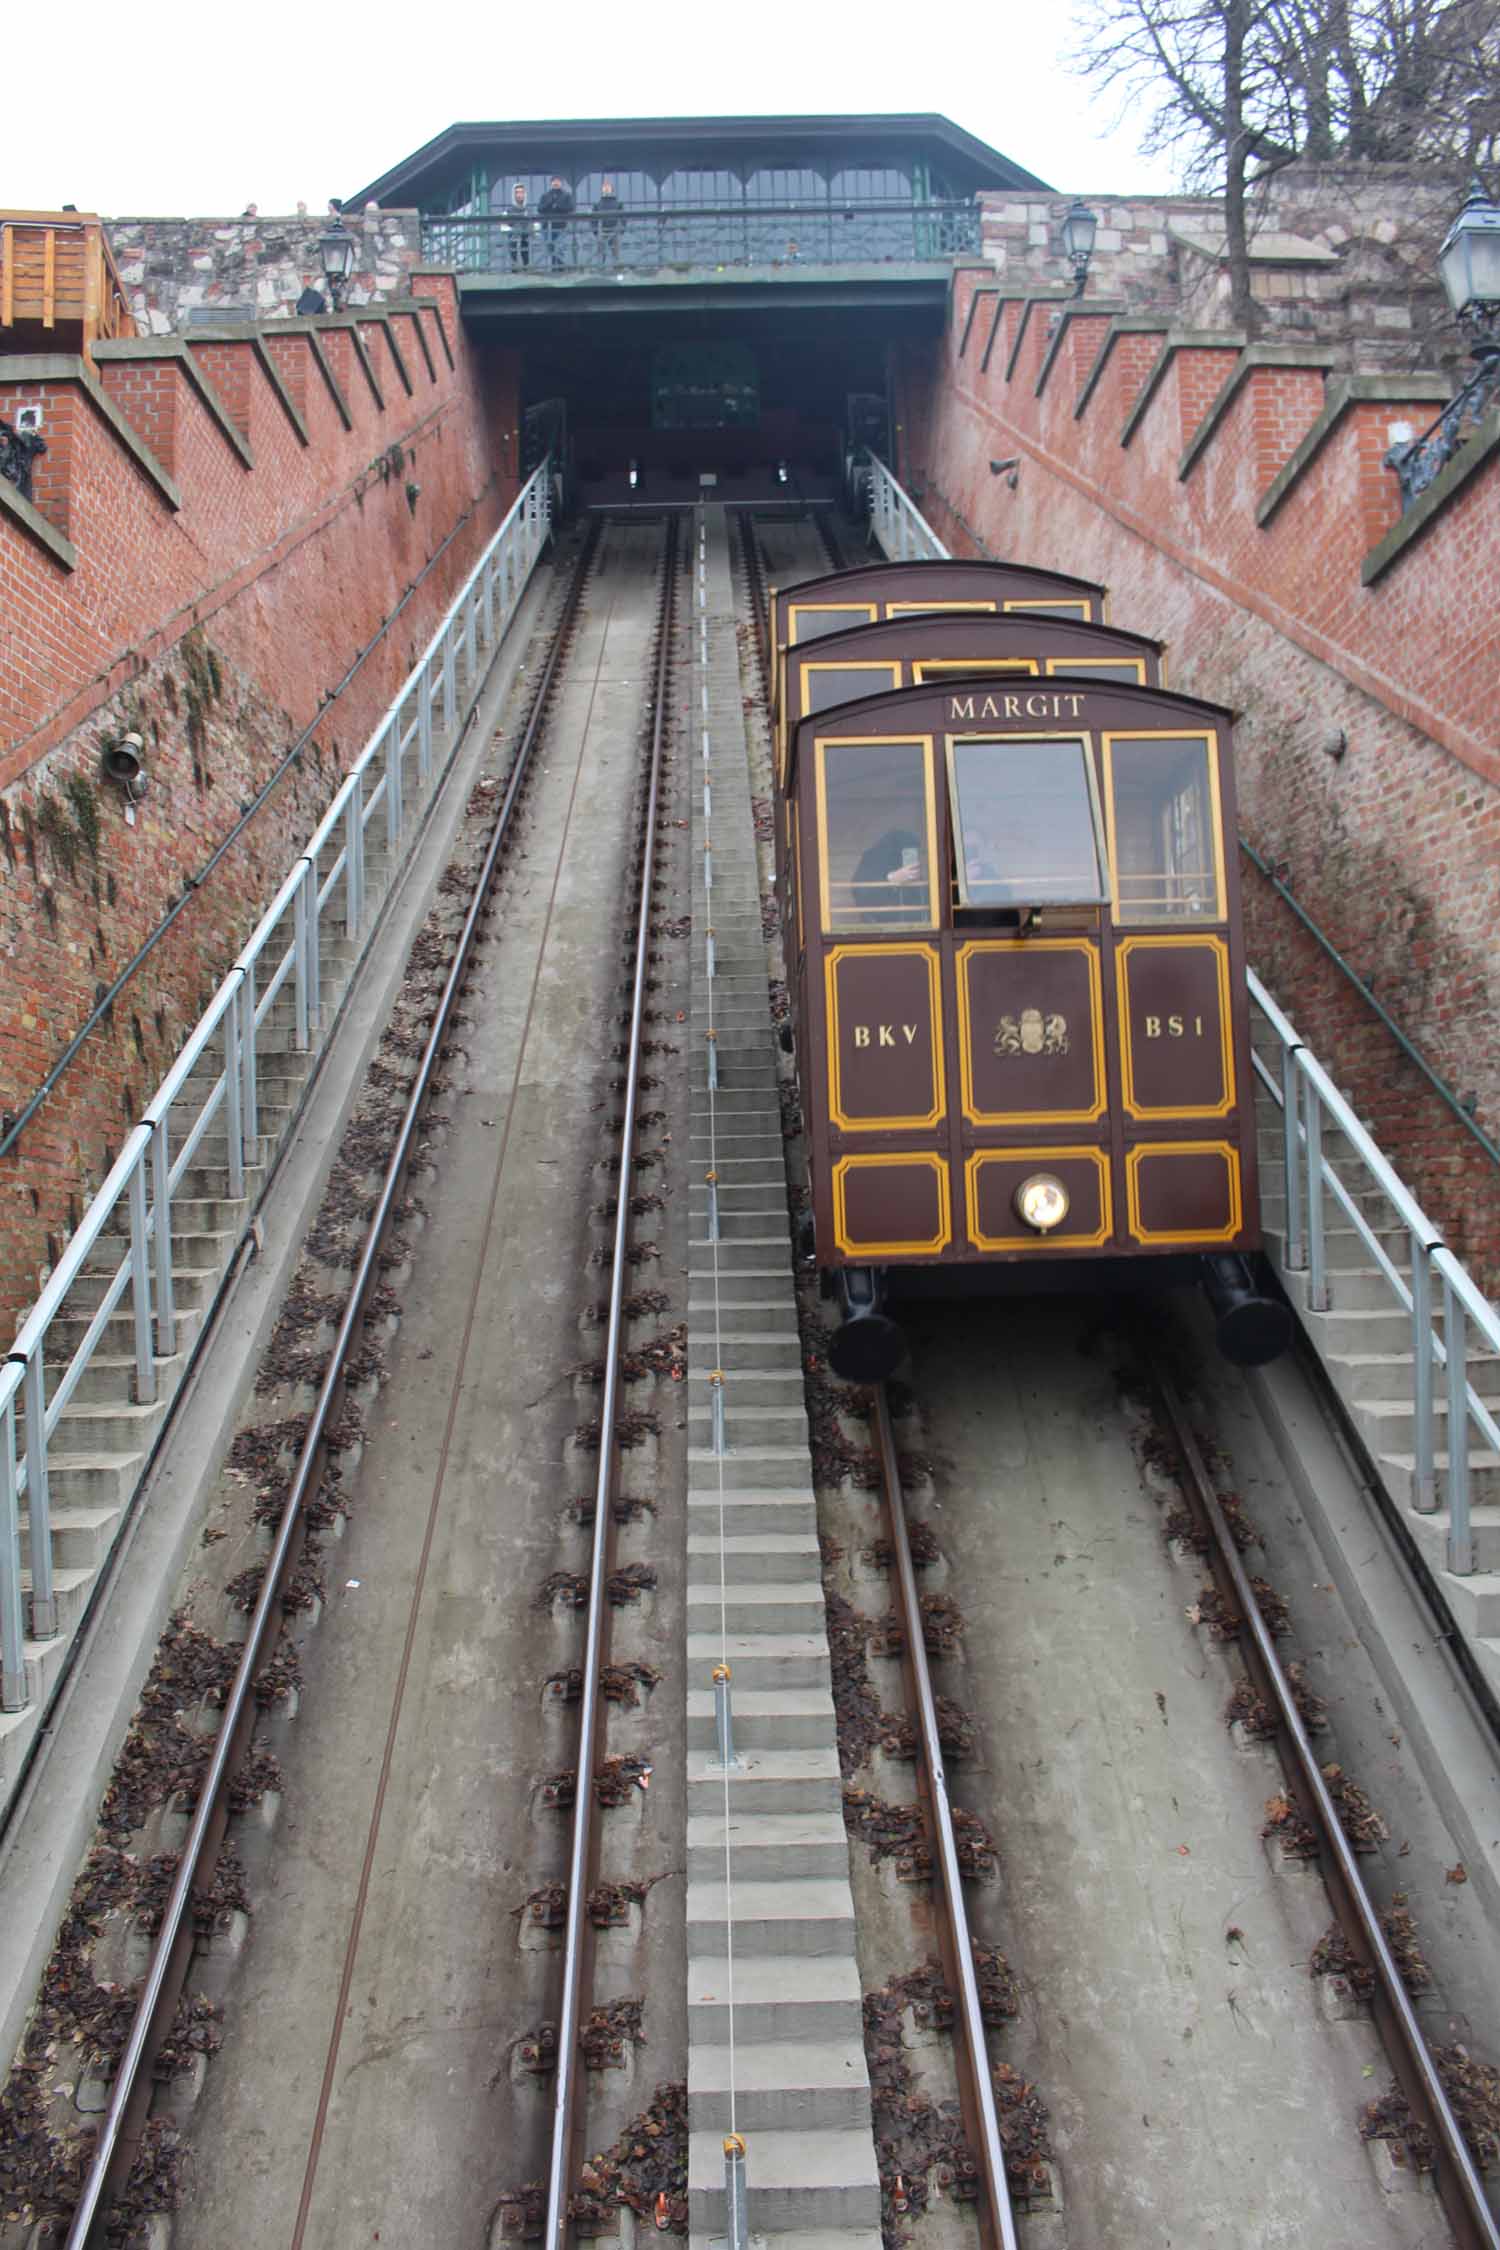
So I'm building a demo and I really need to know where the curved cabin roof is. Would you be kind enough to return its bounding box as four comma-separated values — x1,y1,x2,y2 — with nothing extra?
349,113,1049,210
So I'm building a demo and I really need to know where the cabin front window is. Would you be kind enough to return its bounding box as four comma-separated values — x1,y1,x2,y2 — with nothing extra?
1106,734,1222,923
947,736,1107,908
816,739,935,932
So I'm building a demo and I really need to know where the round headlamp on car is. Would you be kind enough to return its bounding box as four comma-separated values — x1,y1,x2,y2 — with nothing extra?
1013,1172,1069,1234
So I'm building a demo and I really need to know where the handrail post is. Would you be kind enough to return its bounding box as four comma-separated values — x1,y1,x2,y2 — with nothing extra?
151,1114,176,1357
1302,1069,1329,1312
224,981,244,1204
1444,1271,1474,1573
442,631,457,732
22,1354,57,1638
465,585,478,680
305,857,322,1037
128,1149,156,1407
385,720,402,853
1,1382,28,1708
418,666,433,783
345,772,364,941
1280,1041,1305,1269
241,952,259,1148
293,862,312,1052
1410,1236,1436,1511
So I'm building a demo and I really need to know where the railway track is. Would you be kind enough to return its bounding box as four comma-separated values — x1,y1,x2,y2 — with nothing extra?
8,511,691,2249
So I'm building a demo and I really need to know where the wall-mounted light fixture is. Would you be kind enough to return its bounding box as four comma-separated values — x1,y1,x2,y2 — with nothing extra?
1060,199,1099,299
989,456,1020,491
101,732,149,801
319,219,358,311
1386,178,1500,509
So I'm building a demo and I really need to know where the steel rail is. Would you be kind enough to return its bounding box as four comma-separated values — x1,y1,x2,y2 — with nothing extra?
61,517,602,2247
1145,1353,1500,2250
543,512,680,2250
871,1386,1020,2250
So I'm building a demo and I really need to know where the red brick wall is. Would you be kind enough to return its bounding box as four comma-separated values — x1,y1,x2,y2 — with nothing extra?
0,280,521,1326
904,279,1500,1282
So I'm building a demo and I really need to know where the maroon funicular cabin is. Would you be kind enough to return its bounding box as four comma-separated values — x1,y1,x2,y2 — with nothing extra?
772,651,1286,1379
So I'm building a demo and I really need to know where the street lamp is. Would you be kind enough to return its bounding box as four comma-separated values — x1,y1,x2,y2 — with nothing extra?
1387,177,1500,509
1060,199,1098,298
319,220,358,311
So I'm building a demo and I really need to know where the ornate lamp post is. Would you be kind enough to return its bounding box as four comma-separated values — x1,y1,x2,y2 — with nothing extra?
319,220,358,312
1060,200,1099,299
1387,178,1500,508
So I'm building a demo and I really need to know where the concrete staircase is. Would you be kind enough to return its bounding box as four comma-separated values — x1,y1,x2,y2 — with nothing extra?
1,807,413,1801
1250,1046,1500,1701
684,511,880,2250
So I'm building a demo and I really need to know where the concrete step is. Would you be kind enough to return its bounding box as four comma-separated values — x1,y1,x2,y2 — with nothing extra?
687,1877,855,1956
689,1211,792,1245
67,1263,218,1317
20,1502,127,1574
688,1951,864,2042
37,1453,144,1511
1381,1449,1500,1512
687,1534,820,1584
688,1687,836,1752
687,2126,879,2233
84,1226,232,1278
688,2038,870,2131
688,1238,793,1274
690,1447,818,1493
53,1350,189,1408
1327,1350,1500,1405
43,1301,206,1364
685,1631,829,1688
688,1492,817,1536
688,1809,849,1882
692,1404,808,1451
689,1334,804,1373
49,1396,171,1456
1403,1505,1500,1582
686,1747,842,1818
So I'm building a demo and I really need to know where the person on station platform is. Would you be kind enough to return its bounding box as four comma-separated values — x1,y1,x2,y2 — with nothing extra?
504,182,532,269
538,176,575,269
593,179,623,265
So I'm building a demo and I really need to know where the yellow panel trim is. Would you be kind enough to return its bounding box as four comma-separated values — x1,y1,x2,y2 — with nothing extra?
814,734,938,937
833,1152,952,1258
798,658,903,717
1102,728,1228,926
825,944,946,1132
1115,934,1235,1120
886,600,998,616
1125,1142,1243,1245
788,602,879,642
954,937,1105,1126
792,799,804,957
913,658,1038,680
965,1147,1113,1252
1044,655,1146,683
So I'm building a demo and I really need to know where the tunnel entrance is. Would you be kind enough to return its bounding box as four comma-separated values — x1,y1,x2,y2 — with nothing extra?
503,302,923,509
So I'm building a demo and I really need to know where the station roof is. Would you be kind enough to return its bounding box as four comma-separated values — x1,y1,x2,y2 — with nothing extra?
348,113,1050,208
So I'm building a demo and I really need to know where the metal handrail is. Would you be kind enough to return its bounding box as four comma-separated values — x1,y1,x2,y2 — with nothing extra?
0,461,553,1717
1250,968,1500,1572
863,451,951,563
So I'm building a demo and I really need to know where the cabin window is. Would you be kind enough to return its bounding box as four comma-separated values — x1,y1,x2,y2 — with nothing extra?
946,736,1107,908
1105,734,1222,923
816,739,935,932
913,659,1036,682
1004,599,1093,621
802,662,901,715
789,603,878,643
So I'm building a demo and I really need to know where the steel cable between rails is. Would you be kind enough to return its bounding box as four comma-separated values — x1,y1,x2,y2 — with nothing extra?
698,502,739,2147
542,515,680,2250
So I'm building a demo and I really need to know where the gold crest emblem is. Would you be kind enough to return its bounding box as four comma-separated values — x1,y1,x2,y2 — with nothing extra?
995,1008,1069,1057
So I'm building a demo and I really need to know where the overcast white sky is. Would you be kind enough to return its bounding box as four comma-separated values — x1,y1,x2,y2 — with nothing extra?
12,0,1177,216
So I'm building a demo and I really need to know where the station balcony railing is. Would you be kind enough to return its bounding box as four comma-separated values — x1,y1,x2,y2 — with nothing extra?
421,199,982,276
0,462,554,1716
